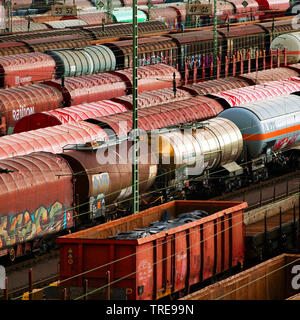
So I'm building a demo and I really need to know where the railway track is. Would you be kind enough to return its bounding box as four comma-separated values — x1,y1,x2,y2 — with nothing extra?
211,170,300,210
1,170,300,300
0,250,59,300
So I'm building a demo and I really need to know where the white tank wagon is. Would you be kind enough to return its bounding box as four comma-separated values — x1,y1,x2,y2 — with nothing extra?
217,94,300,159
270,32,300,64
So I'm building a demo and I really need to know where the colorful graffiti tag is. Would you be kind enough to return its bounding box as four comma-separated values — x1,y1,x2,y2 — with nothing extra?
138,55,168,66
0,201,73,249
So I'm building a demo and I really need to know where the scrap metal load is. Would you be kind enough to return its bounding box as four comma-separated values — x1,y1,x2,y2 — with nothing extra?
109,210,209,239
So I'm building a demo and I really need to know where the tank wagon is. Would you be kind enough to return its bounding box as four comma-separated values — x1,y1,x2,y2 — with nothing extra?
3,91,300,261
218,94,300,159
271,31,300,64
5,73,300,160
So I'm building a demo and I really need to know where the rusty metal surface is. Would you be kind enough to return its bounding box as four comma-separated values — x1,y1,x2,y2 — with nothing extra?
181,254,300,300
62,140,157,204
57,200,246,300
0,53,56,88
0,84,63,135
0,152,74,250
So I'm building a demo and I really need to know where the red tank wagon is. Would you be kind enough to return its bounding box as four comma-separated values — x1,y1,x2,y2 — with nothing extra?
57,200,247,300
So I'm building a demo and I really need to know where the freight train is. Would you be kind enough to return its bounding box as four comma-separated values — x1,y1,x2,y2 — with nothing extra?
23,0,286,32
0,20,168,55
56,201,300,300
13,72,300,135
57,200,247,300
0,16,299,92
0,59,292,137
8,0,292,27
2,83,300,262
0,65,299,153
0,63,180,135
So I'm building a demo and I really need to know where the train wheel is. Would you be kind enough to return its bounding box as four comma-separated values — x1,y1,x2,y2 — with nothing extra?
9,248,16,263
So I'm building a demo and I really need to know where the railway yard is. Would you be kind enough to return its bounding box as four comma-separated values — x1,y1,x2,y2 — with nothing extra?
0,0,300,305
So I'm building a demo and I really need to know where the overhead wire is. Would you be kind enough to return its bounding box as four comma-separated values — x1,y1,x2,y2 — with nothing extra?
1,6,298,256
2,10,300,302
0,108,298,236
0,15,292,86
6,150,300,300
72,189,299,300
